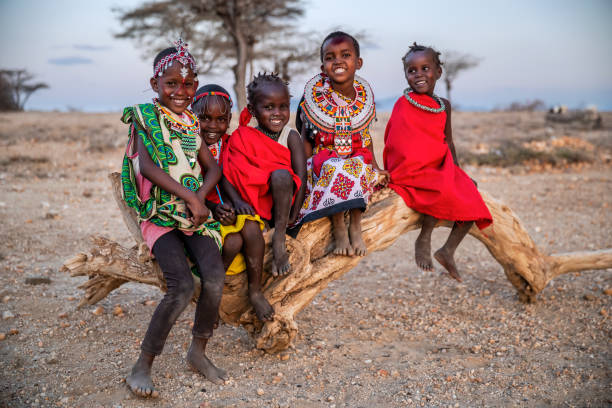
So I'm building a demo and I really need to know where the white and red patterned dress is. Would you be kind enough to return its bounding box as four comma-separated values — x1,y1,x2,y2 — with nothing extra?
293,73,378,226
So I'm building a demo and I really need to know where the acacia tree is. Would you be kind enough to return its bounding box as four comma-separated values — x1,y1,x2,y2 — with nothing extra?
442,52,479,103
115,0,306,111
0,69,49,111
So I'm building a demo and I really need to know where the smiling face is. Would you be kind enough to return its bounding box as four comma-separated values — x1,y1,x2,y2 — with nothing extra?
248,82,290,134
320,36,363,88
195,96,231,146
403,50,442,96
150,62,198,115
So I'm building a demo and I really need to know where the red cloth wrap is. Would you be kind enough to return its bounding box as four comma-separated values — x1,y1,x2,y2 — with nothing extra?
383,95,492,229
311,131,372,177
223,124,301,220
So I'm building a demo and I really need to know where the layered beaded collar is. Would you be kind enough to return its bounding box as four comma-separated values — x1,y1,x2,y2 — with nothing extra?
300,73,376,134
256,126,281,141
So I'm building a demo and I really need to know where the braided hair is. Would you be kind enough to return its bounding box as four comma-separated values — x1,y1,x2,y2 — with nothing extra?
320,31,360,62
246,72,288,106
402,42,443,68
192,84,232,117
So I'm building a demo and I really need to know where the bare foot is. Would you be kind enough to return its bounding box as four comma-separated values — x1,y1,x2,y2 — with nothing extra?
249,290,274,321
126,355,159,398
187,344,228,385
271,232,290,276
415,234,433,271
349,221,367,256
434,247,462,282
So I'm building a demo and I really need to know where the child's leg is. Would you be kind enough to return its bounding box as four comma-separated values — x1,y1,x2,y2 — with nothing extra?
127,230,196,397
332,212,353,256
269,169,293,276
241,219,274,321
415,214,437,271
182,233,228,384
222,233,243,271
434,221,474,282
348,208,367,256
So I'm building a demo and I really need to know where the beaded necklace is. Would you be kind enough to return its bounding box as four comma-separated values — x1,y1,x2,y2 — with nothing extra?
403,88,446,113
154,99,200,164
256,126,281,142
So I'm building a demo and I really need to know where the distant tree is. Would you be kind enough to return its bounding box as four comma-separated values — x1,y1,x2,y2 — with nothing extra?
0,69,49,111
442,52,479,103
115,0,306,111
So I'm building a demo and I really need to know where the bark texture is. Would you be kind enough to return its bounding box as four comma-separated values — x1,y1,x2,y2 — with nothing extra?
61,173,612,352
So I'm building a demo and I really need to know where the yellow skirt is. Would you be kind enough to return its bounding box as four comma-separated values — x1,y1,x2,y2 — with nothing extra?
220,214,264,275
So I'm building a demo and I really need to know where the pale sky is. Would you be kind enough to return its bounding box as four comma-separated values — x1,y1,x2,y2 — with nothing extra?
1,0,611,111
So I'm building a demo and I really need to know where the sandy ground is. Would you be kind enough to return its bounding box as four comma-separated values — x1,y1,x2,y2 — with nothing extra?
0,111,610,407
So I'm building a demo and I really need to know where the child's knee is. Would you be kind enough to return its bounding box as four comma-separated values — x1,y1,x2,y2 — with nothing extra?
223,233,243,253
242,219,263,237
168,277,195,306
270,169,293,189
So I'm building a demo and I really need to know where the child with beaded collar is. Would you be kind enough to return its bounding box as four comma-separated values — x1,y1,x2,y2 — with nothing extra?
383,43,493,281
191,83,274,322
295,31,389,257
222,73,307,277
120,39,228,398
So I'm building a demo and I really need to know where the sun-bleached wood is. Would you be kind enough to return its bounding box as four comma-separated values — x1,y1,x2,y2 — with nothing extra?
60,173,612,352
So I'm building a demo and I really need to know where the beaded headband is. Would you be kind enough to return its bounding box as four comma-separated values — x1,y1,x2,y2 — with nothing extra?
193,91,233,107
153,38,198,79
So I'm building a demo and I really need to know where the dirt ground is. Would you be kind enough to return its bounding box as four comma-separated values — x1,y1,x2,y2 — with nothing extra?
0,110,610,407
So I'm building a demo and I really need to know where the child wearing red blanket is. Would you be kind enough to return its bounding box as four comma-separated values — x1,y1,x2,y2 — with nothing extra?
222,73,306,277
383,43,492,282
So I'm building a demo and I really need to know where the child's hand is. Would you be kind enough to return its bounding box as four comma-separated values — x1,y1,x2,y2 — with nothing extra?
233,199,255,216
214,203,237,226
376,169,390,186
186,194,210,227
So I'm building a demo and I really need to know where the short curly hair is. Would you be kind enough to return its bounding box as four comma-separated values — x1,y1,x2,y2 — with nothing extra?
246,72,288,106
402,42,443,68
320,31,360,62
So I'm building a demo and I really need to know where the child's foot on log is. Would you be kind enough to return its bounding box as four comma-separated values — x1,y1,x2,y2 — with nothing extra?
434,248,462,282
271,233,290,276
187,344,228,385
249,289,274,321
332,225,354,256
349,222,367,256
126,354,159,398
415,234,433,271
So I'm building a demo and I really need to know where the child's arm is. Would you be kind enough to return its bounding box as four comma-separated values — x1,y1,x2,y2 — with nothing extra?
221,176,256,216
365,132,390,186
443,99,476,186
207,198,237,226
135,131,208,226
442,98,459,165
288,129,307,224
299,120,314,158
196,146,222,203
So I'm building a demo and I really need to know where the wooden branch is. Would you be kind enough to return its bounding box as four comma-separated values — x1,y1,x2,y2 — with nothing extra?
60,173,612,352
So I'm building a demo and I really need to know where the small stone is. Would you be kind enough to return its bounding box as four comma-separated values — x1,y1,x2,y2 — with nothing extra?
326,395,335,402
199,403,210,408
256,388,264,396
25,276,52,285
8,329,19,335
2,295,10,303
144,300,157,306
113,305,124,317
2,311,14,320
377,369,389,377
92,306,104,316
583,294,596,301
0,333,6,340
471,345,482,353
60,322,70,328
280,354,290,361
600,309,608,317
364,359,372,364
391,370,400,378
603,288,612,296
58,312,69,319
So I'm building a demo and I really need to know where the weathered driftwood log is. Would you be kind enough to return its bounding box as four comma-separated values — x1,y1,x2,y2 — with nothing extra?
61,173,612,353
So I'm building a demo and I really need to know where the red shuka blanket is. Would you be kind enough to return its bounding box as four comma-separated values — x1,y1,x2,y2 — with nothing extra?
222,112,301,220
383,94,492,229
